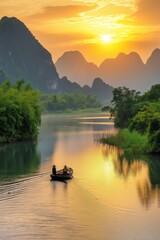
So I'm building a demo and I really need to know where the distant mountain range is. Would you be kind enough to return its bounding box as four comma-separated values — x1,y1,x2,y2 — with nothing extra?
55,51,99,87
0,17,160,101
0,16,113,102
56,49,160,92
1,16,160,103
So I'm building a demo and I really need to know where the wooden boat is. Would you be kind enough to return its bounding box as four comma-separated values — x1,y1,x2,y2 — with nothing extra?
50,167,73,181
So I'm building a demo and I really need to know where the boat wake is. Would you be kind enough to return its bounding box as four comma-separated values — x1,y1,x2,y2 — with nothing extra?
0,171,50,202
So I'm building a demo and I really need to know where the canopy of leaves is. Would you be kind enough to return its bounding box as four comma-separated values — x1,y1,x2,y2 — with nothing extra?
0,80,41,143
129,102,160,134
102,87,140,128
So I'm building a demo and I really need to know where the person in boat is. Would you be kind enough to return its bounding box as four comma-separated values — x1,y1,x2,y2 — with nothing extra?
63,165,68,174
52,164,57,175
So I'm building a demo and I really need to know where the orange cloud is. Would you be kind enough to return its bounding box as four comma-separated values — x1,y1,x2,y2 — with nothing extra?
134,0,160,25
88,3,133,17
28,4,97,21
35,31,96,45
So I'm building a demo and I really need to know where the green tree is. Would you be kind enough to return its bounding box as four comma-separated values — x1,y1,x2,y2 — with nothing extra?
148,116,160,153
129,102,160,134
41,92,101,112
0,80,41,143
140,84,160,102
104,87,140,128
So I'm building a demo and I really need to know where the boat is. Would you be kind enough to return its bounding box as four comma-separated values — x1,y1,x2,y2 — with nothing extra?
50,167,73,181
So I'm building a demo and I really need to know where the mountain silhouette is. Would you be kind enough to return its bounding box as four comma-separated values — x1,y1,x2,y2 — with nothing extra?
1,16,159,94
99,52,145,90
0,16,59,92
56,49,160,92
55,76,113,103
90,78,113,102
55,51,99,86
145,48,160,87
0,16,113,102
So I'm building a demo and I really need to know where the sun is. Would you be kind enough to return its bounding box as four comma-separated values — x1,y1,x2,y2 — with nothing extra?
101,34,112,43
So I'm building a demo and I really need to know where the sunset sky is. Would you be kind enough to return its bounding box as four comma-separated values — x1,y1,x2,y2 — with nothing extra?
0,0,160,65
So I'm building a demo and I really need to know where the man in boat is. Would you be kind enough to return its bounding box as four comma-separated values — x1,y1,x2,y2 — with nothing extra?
63,165,68,174
52,164,57,175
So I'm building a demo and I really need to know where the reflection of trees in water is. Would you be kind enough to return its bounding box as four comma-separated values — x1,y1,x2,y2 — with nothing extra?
0,141,40,179
148,156,160,186
102,145,143,179
137,179,160,208
92,123,114,132
137,156,160,208
102,144,160,208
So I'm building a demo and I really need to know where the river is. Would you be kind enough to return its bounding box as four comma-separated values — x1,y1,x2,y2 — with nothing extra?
0,113,160,240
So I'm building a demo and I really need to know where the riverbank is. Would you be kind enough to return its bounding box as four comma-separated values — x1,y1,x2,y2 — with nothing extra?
42,108,106,117
100,129,148,156
43,107,100,113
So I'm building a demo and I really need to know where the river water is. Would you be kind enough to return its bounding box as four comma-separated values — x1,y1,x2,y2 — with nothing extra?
0,113,160,240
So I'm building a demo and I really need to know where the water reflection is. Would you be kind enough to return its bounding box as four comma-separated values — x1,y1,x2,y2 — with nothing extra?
102,145,143,179
101,144,160,208
138,155,160,209
38,114,113,162
148,155,160,186
0,114,160,240
0,141,40,180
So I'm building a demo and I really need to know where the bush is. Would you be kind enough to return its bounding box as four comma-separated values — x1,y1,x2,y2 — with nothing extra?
0,80,41,143
101,129,148,155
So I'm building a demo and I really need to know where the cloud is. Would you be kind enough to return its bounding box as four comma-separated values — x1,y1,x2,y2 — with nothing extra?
96,3,133,16
32,30,98,62
28,4,97,21
34,31,96,46
133,0,160,25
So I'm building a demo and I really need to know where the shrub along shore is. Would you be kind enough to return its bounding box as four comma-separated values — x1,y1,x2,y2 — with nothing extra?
101,84,160,154
100,129,148,156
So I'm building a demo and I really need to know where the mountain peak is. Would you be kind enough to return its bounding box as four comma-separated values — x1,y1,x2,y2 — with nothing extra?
55,51,99,86
0,16,59,92
1,16,18,22
116,51,143,62
149,48,160,58
151,48,160,54
146,48,160,66
56,51,86,64
0,16,25,30
116,52,126,59
1,16,12,22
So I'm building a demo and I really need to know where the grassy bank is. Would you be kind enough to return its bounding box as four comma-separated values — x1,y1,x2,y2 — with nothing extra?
101,129,148,156
42,108,103,116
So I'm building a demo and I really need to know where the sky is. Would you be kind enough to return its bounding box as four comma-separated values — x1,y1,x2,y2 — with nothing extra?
0,0,160,65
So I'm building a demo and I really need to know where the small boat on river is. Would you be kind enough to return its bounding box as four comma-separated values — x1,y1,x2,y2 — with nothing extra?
50,167,73,181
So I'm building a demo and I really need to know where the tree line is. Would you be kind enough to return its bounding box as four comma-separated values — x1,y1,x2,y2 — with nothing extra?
103,84,160,153
41,92,101,112
0,80,41,143
0,80,101,143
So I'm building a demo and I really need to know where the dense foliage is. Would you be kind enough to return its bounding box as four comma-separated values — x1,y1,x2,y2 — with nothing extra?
41,92,101,112
102,84,160,153
0,80,41,143
102,87,140,128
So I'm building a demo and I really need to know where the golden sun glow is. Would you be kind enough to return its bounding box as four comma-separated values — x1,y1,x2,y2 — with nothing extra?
101,34,112,43
0,0,159,64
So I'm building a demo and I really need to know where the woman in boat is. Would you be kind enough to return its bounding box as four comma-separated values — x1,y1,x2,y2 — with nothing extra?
63,165,68,174
52,164,57,175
